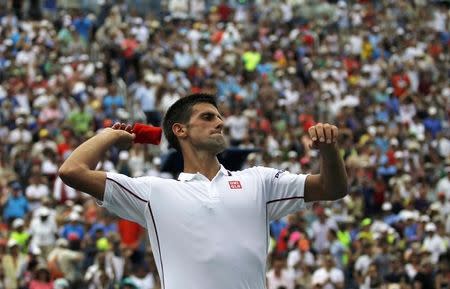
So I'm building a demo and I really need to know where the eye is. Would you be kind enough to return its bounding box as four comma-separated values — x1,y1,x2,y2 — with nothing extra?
202,113,214,120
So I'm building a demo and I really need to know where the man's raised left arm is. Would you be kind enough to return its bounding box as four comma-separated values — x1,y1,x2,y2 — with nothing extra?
304,123,348,202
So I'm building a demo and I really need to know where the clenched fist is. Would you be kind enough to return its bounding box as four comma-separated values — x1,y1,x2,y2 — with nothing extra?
308,123,338,149
105,122,136,150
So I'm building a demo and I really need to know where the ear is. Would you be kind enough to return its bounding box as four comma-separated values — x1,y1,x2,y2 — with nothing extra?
172,123,187,138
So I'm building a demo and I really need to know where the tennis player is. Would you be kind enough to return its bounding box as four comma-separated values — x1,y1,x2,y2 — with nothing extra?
59,93,348,289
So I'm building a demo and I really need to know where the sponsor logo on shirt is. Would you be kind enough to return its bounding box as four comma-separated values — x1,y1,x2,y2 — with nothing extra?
228,181,242,189
274,170,286,179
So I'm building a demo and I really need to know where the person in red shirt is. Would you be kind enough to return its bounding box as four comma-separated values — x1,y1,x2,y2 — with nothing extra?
118,218,144,250
217,0,233,22
391,67,411,100
29,265,53,289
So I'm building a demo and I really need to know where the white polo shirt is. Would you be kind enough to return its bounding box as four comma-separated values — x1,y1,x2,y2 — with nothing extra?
101,165,309,289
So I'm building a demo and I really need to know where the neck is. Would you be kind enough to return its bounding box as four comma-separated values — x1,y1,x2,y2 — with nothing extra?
182,149,221,181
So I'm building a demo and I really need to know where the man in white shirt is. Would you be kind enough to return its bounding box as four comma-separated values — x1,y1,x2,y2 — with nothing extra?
25,174,49,211
436,167,450,201
225,107,249,146
311,254,345,289
29,206,58,257
8,117,32,146
59,93,348,289
266,253,296,289
422,223,446,264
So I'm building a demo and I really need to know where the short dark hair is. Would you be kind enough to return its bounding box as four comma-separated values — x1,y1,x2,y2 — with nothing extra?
162,93,218,151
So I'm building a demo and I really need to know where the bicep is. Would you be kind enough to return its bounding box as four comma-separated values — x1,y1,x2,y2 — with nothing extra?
304,174,326,202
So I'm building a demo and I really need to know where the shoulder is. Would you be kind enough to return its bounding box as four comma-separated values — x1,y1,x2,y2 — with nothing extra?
238,166,283,178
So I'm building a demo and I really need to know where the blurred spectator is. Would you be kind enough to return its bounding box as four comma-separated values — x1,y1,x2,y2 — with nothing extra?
47,238,83,284
84,252,115,289
60,212,85,241
9,218,30,250
29,264,53,289
413,259,435,289
311,254,344,289
25,174,49,211
2,182,29,224
266,253,295,289
29,206,57,257
2,239,26,289
422,222,446,264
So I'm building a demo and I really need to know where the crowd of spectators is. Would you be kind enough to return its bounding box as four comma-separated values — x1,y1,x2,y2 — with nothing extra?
0,0,449,288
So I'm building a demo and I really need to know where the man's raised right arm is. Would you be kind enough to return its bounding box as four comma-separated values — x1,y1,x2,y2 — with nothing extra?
58,123,135,201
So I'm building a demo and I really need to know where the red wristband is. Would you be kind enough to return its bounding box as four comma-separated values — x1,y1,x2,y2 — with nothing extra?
132,123,162,145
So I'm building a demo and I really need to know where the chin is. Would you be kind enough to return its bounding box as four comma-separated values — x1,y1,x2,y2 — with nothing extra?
203,137,227,154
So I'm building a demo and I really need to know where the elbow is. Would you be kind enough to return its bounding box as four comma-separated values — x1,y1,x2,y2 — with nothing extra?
335,186,349,200
58,166,72,185
335,184,349,200
326,185,348,201
58,163,82,186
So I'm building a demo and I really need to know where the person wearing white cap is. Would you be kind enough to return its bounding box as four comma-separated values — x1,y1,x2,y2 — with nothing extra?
146,156,173,179
29,206,58,258
9,218,30,250
380,202,399,226
2,239,27,289
25,174,50,211
311,253,344,289
422,222,446,264
7,116,32,146
47,238,83,284
281,151,301,174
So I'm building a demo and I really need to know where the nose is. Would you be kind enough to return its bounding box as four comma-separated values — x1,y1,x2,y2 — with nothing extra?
215,116,224,130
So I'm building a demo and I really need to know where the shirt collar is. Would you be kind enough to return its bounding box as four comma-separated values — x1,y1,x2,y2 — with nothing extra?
178,164,231,182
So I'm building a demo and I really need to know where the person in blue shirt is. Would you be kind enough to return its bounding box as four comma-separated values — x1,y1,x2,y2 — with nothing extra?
2,181,29,225
381,202,399,226
61,213,85,241
103,84,125,118
423,107,442,139
403,216,419,242
270,219,287,243
87,212,118,239
72,14,94,42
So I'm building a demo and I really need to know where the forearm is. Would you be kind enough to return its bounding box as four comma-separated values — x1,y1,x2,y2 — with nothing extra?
60,128,119,172
58,128,120,199
318,144,348,200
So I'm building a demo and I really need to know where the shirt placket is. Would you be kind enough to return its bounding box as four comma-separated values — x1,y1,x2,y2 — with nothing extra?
209,181,220,201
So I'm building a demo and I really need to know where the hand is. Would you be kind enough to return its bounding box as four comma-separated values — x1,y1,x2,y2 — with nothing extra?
308,123,338,150
107,122,135,150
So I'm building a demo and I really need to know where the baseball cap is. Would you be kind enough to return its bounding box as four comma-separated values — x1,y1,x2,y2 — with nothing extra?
54,278,69,289
68,213,81,222
382,202,392,211
360,218,372,227
12,218,24,229
39,129,49,138
38,207,51,217
10,182,22,191
425,223,436,232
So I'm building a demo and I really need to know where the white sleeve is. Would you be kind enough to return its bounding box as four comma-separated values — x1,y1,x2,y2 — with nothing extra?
255,166,309,221
99,172,152,228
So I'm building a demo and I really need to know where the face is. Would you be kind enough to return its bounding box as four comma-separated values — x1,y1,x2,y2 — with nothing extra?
183,103,226,154
273,259,285,271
